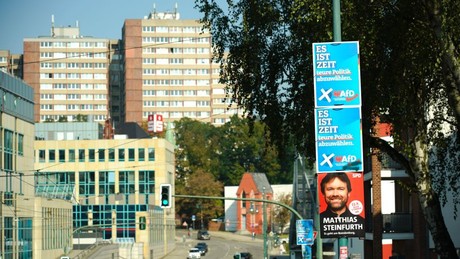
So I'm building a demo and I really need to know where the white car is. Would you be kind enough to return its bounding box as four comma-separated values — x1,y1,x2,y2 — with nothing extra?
187,248,201,259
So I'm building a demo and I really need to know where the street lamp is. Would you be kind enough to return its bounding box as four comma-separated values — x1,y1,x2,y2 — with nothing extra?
249,202,259,237
263,187,268,259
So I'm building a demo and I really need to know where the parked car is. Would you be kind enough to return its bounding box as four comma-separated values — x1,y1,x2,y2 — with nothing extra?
195,242,208,255
187,248,201,259
197,229,211,240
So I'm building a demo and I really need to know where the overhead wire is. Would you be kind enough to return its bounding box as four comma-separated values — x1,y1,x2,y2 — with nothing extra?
0,35,215,68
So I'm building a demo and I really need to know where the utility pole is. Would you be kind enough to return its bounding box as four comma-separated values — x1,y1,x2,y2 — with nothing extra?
262,187,268,259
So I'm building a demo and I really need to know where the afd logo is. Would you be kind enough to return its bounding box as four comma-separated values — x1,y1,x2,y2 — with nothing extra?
333,90,359,102
334,155,357,163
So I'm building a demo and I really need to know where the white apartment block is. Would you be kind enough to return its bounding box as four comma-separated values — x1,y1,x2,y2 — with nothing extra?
122,9,242,126
22,10,242,128
23,22,119,124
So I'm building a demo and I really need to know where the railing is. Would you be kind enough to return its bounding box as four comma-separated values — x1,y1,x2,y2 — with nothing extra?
72,240,112,259
366,213,413,233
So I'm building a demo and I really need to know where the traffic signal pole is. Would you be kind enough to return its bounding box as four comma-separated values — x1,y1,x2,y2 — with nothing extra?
173,194,304,259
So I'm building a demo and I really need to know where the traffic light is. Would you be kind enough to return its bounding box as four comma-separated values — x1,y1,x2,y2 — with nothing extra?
160,183,172,208
139,216,146,230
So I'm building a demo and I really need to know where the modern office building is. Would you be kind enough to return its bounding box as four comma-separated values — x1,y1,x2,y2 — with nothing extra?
0,71,72,259
34,136,176,258
22,19,120,124
121,7,242,127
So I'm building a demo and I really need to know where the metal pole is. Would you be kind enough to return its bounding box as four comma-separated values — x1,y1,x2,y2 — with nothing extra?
332,0,342,41
173,195,303,220
263,187,268,259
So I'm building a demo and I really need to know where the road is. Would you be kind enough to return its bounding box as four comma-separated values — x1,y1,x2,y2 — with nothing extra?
164,229,281,259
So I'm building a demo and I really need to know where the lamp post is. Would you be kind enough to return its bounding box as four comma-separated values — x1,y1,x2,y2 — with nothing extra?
263,187,267,259
249,202,258,237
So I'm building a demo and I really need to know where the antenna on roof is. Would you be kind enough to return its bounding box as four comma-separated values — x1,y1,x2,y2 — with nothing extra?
51,15,55,37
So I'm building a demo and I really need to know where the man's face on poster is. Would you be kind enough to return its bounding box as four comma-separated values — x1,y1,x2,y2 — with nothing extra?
324,177,350,213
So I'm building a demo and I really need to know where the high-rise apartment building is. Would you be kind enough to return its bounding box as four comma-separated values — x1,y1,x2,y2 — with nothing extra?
121,8,242,126
22,20,120,124
21,10,241,128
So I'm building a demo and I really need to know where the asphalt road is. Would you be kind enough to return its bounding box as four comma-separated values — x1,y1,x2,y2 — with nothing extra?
164,229,282,259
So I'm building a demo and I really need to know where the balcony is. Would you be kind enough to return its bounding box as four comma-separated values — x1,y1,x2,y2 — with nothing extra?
365,213,414,240
380,153,404,170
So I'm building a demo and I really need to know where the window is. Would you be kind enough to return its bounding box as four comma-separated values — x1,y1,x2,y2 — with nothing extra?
59,149,66,162
128,149,135,161
99,171,115,195
148,148,155,161
109,149,115,161
49,150,55,162
139,170,155,194
79,149,86,162
119,171,135,194
79,171,95,195
69,149,75,162
98,149,105,162
138,148,145,161
18,134,24,156
88,149,95,162
39,150,46,162
118,148,125,162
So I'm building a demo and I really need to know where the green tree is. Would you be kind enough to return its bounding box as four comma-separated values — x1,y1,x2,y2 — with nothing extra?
194,0,459,258
174,118,220,182
217,115,291,185
272,193,292,234
175,169,224,226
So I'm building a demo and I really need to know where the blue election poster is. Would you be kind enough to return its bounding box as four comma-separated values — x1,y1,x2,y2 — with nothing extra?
315,107,363,173
296,219,314,246
313,41,361,107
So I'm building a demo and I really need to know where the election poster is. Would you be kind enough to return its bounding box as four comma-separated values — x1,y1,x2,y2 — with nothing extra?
317,172,365,238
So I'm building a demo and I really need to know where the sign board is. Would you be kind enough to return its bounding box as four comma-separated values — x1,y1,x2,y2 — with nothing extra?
317,172,365,238
192,215,196,221
313,41,361,107
315,107,363,173
148,114,164,133
296,219,314,246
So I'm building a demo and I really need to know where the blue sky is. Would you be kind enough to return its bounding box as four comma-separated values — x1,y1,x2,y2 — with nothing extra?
0,0,213,54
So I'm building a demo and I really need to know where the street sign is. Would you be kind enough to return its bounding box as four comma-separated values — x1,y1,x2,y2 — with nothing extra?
313,41,361,107
315,107,363,173
296,219,314,246
192,215,196,221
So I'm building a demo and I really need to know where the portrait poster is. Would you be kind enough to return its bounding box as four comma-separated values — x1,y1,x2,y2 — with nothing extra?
317,172,365,238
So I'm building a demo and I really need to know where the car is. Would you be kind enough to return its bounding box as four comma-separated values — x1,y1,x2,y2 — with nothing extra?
195,242,208,255
233,252,253,259
197,230,211,240
239,252,253,259
187,248,201,259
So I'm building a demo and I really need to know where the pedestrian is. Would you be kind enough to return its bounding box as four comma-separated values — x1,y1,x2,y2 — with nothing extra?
279,241,286,254
252,231,255,240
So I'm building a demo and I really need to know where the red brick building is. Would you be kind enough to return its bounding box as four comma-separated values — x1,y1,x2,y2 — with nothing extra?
235,172,273,235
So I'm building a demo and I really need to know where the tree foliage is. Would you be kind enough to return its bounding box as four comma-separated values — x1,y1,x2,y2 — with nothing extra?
194,0,460,258
174,116,295,222
175,169,224,226
272,193,292,233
